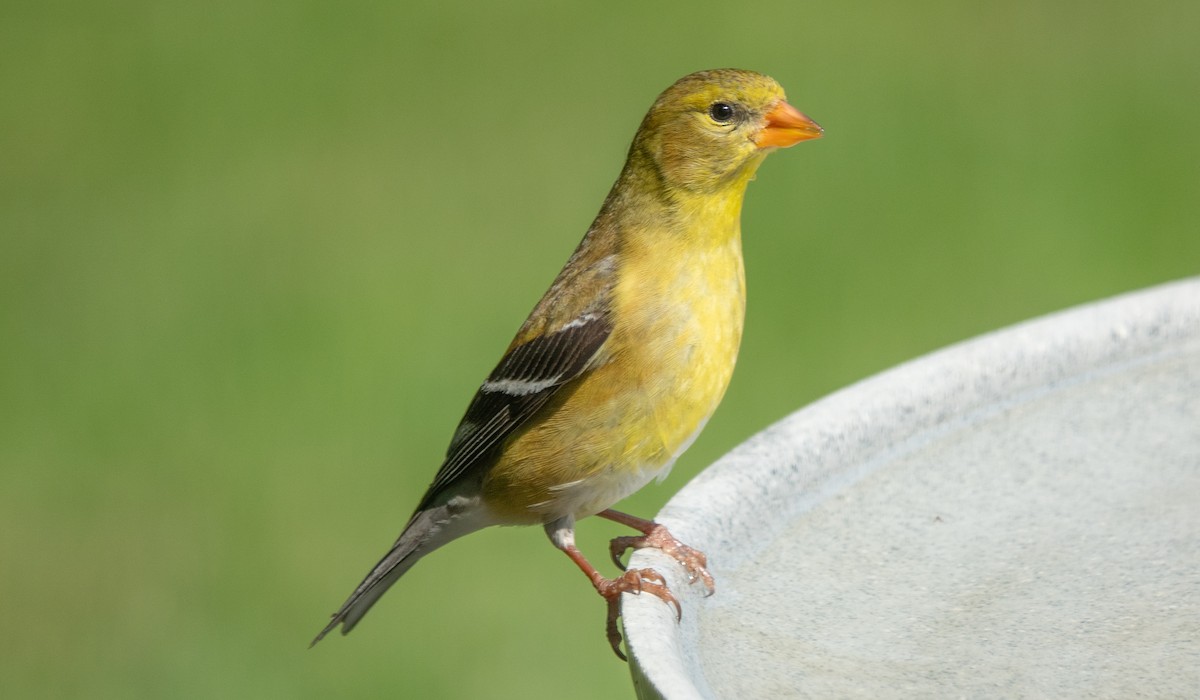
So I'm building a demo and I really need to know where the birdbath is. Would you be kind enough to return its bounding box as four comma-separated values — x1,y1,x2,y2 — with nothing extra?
622,278,1200,698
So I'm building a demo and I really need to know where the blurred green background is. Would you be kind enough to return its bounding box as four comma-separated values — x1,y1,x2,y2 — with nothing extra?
2,0,1197,697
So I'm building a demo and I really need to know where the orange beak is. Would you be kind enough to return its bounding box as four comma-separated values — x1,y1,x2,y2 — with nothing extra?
755,100,823,149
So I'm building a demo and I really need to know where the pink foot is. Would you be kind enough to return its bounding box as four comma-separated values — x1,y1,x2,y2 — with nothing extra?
609,522,716,595
596,568,680,661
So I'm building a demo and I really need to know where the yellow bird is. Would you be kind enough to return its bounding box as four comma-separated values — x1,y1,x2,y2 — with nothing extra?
313,68,821,659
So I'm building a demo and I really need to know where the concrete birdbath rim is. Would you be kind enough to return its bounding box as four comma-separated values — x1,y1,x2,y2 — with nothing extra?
623,277,1200,699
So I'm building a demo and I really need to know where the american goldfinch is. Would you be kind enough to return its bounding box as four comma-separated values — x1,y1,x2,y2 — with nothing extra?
313,68,821,659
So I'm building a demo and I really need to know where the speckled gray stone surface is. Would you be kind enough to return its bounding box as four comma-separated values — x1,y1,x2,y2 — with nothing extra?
624,278,1200,699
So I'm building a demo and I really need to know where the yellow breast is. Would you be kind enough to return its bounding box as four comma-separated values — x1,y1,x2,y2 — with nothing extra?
612,222,746,467
481,190,749,524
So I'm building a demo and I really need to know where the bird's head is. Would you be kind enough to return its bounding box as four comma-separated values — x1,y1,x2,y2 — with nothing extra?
631,69,822,194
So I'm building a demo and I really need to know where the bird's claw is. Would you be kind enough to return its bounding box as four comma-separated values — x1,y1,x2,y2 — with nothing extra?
608,536,636,571
598,567,681,660
608,523,716,596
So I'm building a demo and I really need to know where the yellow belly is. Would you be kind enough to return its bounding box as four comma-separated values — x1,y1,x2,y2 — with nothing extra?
481,232,746,523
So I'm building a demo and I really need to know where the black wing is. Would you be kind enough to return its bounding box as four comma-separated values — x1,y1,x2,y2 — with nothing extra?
416,311,613,508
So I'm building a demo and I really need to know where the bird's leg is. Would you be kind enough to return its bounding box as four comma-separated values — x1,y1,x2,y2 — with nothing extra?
599,509,716,595
546,518,679,661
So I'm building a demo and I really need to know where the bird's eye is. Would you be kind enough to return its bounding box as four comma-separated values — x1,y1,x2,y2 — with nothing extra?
708,102,736,124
